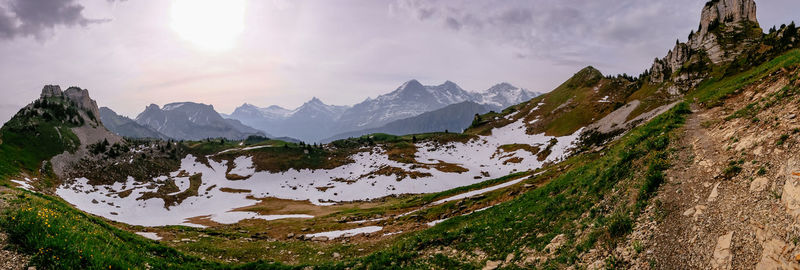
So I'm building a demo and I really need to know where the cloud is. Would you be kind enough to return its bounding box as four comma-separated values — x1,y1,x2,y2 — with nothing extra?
0,0,107,40
392,0,702,72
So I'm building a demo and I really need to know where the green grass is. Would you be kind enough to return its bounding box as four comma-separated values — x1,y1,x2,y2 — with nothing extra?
690,49,800,106
0,191,306,270
0,99,82,183
352,102,691,269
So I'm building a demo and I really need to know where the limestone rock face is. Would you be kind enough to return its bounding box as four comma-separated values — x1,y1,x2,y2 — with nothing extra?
40,85,63,98
697,0,757,37
63,87,101,121
649,0,760,84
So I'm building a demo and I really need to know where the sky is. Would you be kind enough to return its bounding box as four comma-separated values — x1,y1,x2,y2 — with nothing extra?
0,0,798,124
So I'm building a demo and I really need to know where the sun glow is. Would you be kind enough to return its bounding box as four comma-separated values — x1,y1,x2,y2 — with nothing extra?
171,0,246,51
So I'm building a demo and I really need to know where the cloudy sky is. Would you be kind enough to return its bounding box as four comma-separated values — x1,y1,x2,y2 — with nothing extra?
0,0,798,124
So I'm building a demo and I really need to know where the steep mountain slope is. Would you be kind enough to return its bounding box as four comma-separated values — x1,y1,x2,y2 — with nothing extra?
324,101,491,142
135,102,265,141
99,107,169,139
0,86,120,182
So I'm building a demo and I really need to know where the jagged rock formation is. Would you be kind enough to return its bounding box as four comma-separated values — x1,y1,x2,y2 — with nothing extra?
39,85,102,124
650,0,761,86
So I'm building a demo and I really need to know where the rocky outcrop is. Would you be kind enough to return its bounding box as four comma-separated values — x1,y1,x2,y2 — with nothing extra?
62,87,101,121
39,85,102,124
649,0,760,84
696,0,757,37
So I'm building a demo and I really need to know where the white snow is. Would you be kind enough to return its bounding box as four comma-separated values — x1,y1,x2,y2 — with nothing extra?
215,145,273,155
56,116,582,227
135,232,161,240
209,212,313,224
383,231,403,236
10,178,34,191
162,103,185,111
431,178,525,205
426,219,447,227
598,96,611,103
228,156,255,176
304,226,383,239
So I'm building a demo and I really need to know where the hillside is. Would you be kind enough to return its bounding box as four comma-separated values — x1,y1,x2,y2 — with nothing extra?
99,107,170,140
0,0,799,269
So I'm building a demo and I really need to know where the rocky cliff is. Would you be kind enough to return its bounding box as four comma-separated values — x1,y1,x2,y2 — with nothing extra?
39,85,102,125
650,0,761,85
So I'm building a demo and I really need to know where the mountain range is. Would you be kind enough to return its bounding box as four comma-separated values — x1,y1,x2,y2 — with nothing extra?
226,80,539,142
132,102,266,141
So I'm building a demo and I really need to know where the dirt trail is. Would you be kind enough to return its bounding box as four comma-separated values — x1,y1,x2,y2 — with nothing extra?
621,74,800,269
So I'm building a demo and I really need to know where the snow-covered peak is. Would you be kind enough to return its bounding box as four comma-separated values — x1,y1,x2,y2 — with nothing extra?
473,83,541,109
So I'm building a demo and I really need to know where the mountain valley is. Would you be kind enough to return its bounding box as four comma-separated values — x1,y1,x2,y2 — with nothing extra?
0,0,799,269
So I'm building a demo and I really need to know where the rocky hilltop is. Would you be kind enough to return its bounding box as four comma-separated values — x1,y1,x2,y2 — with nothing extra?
39,85,102,125
650,0,761,87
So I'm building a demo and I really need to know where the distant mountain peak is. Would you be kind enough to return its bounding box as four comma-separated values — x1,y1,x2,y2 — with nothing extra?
487,82,517,91
306,97,325,104
399,79,424,90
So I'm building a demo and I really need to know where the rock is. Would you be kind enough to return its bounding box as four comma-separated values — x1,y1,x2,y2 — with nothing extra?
286,233,295,239
755,239,795,269
692,205,707,220
28,267,36,270
749,177,769,192
333,252,341,259
544,234,566,254
787,113,797,120
311,236,329,242
710,231,734,270
586,259,605,270
708,182,720,202
301,227,310,232
504,253,515,263
482,260,501,270
783,160,800,219
683,207,696,217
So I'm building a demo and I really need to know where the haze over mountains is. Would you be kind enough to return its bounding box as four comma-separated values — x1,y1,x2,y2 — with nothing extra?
132,102,266,141
97,79,537,142
226,80,539,142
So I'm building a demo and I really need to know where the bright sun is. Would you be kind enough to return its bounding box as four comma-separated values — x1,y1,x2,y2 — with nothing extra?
171,0,246,51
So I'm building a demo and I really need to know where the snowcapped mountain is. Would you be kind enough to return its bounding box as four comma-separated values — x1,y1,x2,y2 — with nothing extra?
336,80,476,132
225,79,540,142
473,82,541,110
135,102,265,140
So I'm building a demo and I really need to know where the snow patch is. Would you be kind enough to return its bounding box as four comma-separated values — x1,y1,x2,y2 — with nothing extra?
304,226,383,239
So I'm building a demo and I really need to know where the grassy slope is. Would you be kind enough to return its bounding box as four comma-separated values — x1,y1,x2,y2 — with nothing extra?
466,67,636,138
0,98,82,186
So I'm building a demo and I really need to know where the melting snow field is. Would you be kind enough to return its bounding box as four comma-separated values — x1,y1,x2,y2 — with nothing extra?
304,226,383,239
135,232,161,240
56,118,581,227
